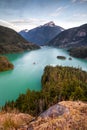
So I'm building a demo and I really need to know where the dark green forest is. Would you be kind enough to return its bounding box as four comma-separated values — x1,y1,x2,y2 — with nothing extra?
3,66,87,116
68,47,87,58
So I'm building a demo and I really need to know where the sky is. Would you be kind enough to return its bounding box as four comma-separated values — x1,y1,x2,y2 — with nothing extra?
0,0,87,31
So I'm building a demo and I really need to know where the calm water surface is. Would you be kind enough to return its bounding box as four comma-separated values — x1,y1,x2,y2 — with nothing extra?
0,47,87,106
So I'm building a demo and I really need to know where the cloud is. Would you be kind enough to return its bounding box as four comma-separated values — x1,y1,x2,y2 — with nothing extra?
65,13,87,25
10,18,48,31
72,0,77,2
73,13,87,18
50,6,68,17
80,0,86,1
0,19,18,31
11,18,47,25
72,0,87,3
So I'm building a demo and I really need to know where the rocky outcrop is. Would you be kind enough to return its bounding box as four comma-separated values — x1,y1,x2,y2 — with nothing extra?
19,21,64,45
28,101,87,130
0,56,14,72
0,25,40,54
40,103,69,118
0,101,87,130
47,23,87,48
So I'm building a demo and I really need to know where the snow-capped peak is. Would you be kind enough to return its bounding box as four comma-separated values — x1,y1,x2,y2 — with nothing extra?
44,21,56,27
24,29,29,32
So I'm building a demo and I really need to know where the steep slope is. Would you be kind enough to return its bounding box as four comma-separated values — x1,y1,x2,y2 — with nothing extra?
19,21,64,45
47,23,87,48
0,25,40,54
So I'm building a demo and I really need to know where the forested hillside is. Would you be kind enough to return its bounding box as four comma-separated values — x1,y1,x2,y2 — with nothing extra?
3,66,87,116
68,46,87,58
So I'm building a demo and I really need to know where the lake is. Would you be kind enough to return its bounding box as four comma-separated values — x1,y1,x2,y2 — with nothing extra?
0,46,87,106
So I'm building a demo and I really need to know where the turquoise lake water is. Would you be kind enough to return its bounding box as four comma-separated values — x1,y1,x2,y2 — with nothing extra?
0,46,87,106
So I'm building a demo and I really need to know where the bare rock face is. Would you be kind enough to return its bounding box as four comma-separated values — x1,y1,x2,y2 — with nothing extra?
76,30,86,37
0,56,14,72
40,104,69,118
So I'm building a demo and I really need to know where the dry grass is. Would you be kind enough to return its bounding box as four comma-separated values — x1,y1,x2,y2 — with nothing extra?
28,101,87,130
0,101,87,130
0,112,32,130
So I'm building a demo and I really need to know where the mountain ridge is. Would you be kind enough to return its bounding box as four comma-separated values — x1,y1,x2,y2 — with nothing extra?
47,23,87,48
0,25,40,54
19,21,64,45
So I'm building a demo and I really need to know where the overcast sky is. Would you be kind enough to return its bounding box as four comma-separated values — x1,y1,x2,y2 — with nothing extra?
0,0,87,31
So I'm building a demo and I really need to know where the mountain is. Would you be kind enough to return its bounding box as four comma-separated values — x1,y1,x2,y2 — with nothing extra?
47,23,87,48
0,19,18,31
19,21,64,45
0,25,40,54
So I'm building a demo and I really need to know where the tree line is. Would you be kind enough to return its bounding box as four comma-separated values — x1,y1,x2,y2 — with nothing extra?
3,66,87,116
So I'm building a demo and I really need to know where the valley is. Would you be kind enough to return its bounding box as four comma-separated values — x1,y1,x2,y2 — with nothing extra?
0,21,87,130
0,0,87,129
0,47,87,106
